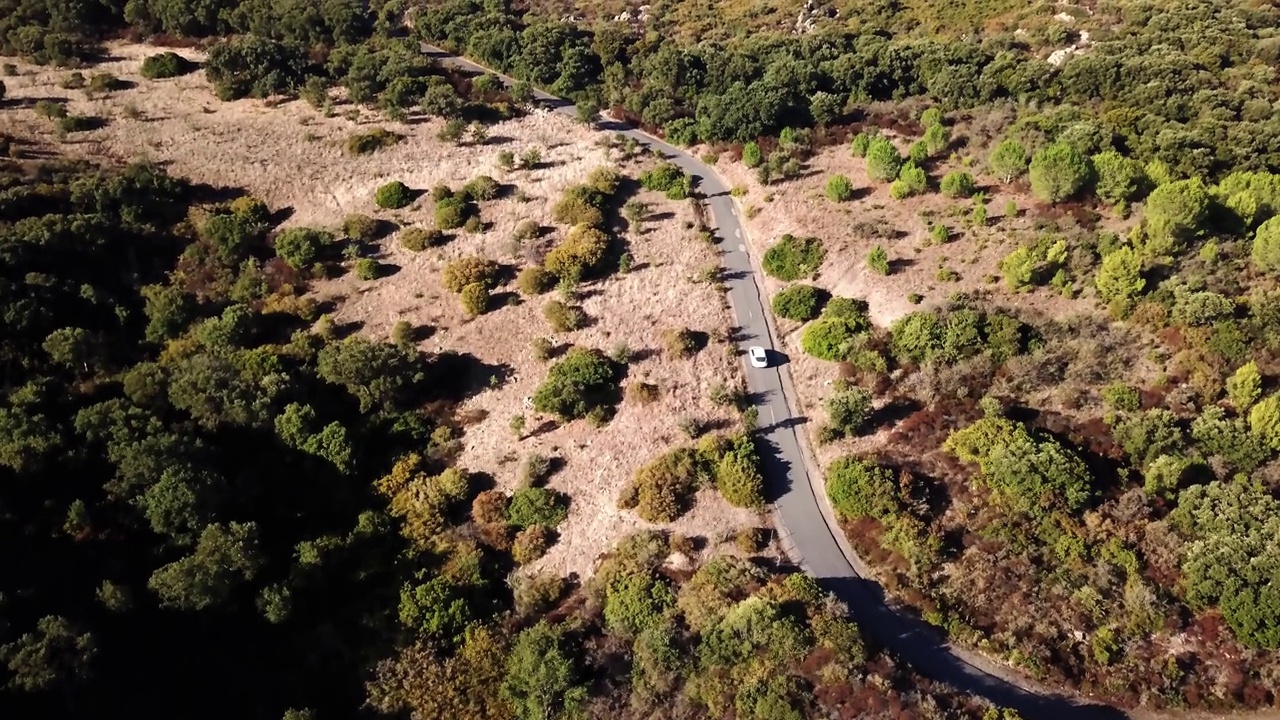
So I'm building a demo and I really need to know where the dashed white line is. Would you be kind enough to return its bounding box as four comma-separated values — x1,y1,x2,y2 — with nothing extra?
734,228,741,238
768,406,776,423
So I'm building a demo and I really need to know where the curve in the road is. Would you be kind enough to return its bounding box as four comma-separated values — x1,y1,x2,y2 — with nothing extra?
425,45,1127,720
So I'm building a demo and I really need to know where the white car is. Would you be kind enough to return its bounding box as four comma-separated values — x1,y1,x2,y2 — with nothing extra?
748,346,769,368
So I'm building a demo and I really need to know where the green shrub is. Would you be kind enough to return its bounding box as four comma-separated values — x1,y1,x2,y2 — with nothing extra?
625,447,702,522
801,317,865,362
1228,361,1263,411
460,283,490,317
532,348,617,420
896,162,928,196
518,266,556,295
867,245,890,275
442,256,499,293
923,123,948,154
1029,142,1091,203
58,115,99,133
354,258,380,280
865,138,902,182
88,72,124,93
661,328,698,358
714,434,764,508
825,174,855,201
343,213,379,242
742,142,763,168
35,100,68,119
507,487,568,528
850,130,876,157
464,216,483,234
375,181,413,209
1095,247,1146,304
346,128,401,155
940,171,976,198
141,52,192,79
1143,179,1211,253
827,456,899,521
771,284,825,321
543,300,585,332
639,163,687,193
1101,383,1141,412
435,197,467,229
512,525,554,565
552,188,605,227
1091,151,1145,204
762,234,824,281
399,226,443,251
462,175,500,201
544,224,609,280
989,138,1028,183
604,573,674,637
1251,216,1280,273
274,227,331,269
945,416,1093,516
908,141,928,164
826,383,872,438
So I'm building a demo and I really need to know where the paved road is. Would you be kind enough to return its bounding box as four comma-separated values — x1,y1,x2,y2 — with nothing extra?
425,46,1127,720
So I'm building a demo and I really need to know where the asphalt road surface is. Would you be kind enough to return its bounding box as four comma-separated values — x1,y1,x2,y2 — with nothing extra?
426,46,1127,720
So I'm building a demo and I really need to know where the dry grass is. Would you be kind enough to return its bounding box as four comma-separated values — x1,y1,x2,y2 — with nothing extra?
1,41,774,579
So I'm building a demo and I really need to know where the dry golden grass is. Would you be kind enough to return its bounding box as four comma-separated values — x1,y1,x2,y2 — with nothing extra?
1,41,774,578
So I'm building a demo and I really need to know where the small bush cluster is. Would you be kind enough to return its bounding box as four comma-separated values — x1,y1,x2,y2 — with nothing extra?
343,213,379,242
639,162,692,199
827,456,899,521
544,224,609,281
620,433,763,522
141,52,193,79
772,284,826,321
375,181,413,209
399,226,443,251
543,300,586,332
825,174,855,202
518,266,556,295
762,234,825,281
800,298,873,363
346,128,401,155
661,328,698,358
889,307,1031,366
462,175,499,201
442,256,500,293
507,487,568,528
435,196,469,230
531,348,617,420
274,227,332,270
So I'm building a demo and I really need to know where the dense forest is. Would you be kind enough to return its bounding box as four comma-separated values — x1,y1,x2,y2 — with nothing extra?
0,153,1001,719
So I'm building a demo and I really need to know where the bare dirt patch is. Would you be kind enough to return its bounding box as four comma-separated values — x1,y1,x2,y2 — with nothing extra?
1,41,774,579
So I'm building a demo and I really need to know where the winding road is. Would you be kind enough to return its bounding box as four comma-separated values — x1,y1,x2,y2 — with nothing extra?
426,46,1127,720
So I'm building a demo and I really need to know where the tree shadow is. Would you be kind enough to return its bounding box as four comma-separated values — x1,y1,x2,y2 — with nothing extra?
525,419,559,438
267,206,295,227
867,398,923,432
429,352,514,400
888,257,917,272
490,290,522,309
